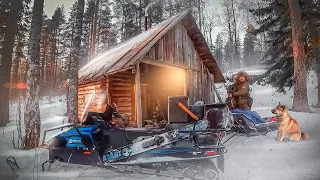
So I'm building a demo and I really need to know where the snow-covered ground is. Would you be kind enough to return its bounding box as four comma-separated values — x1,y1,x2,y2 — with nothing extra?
1,71,320,180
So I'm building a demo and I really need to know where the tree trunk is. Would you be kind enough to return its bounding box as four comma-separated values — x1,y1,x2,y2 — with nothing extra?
288,0,310,112
0,0,23,127
24,0,44,150
169,0,172,17
225,4,234,70
68,0,85,124
139,0,142,33
90,0,99,60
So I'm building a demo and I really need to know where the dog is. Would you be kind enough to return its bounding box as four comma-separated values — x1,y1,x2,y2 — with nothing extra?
271,103,308,141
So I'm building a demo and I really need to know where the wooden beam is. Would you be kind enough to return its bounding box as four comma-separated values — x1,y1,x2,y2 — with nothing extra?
135,63,143,128
141,59,202,73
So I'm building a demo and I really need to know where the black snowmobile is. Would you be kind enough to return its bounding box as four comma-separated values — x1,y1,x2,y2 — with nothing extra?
41,96,230,180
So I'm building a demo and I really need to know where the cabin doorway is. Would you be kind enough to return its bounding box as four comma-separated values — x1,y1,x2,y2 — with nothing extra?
139,63,186,127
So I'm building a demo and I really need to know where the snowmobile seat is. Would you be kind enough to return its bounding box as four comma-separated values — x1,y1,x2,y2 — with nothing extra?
190,101,205,120
124,128,169,143
204,103,228,129
102,128,130,149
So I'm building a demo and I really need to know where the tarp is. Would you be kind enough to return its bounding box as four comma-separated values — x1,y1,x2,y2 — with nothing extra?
231,109,265,124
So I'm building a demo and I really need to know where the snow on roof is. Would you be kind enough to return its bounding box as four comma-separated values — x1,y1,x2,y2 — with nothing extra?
79,10,225,84
78,11,188,83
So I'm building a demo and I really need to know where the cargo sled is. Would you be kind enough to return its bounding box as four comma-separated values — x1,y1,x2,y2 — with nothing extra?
231,110,278,136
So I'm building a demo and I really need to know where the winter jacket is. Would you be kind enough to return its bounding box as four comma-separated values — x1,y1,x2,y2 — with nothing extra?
232,81,252,110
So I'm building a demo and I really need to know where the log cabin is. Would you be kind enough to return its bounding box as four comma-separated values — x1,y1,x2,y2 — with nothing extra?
78,10,225,127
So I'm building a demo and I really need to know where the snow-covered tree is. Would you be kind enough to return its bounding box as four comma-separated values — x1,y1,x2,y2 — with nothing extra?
79,0,95,67
243,24,256,67
24,0,44,149
97,0,117,54
68,0,85,124
223,40,233,71
11,0,31,100
214,33,224,70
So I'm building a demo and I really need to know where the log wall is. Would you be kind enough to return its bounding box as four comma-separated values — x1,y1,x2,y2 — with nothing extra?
78,81,107,120
109,70,136,126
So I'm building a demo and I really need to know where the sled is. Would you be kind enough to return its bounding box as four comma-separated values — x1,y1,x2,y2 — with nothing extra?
231,111,278,136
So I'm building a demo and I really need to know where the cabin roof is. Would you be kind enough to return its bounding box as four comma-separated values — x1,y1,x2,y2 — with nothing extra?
79,10,225,84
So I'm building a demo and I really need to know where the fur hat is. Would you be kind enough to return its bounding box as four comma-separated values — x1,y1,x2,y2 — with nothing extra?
234,71,250,83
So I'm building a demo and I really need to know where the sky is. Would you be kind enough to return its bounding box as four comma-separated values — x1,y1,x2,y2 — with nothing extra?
44,0,74,18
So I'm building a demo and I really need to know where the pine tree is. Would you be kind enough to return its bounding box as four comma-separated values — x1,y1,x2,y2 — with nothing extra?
243,24,256,67
0,0,10,66
214,33,224,70
302,0,320,107
121,1,138,40
97,0,116,54
224,40,233,71
24,0,44,149
69,0,85,124
80,0,95,67
287,0,310,112
45,6,65,101
254,0,295,93
254,0,317,95
0,0,23,127
11,0,31,100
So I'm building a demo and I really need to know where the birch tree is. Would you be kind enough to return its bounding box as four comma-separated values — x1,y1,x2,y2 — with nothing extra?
24,0,44,149
68,0,85,124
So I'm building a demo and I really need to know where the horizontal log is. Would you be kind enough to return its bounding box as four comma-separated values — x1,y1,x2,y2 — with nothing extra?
110,74,134,79
78,85,101,91
111,82,132,86
112,97,131,101
110,78,133,83
112,93,132,97
110,87,132,91
114,103,131,107
78,81,101,88
118,108,132,112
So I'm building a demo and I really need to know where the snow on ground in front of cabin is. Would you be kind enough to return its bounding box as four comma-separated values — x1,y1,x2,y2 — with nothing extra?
0,71,320,180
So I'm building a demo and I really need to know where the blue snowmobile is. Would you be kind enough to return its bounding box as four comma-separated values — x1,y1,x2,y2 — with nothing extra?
41,96,231,180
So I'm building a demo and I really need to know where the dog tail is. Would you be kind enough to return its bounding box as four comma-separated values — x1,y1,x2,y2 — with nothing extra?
301,132,309,140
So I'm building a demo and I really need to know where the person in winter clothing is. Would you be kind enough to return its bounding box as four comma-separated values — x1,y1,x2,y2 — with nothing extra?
226,71,253,110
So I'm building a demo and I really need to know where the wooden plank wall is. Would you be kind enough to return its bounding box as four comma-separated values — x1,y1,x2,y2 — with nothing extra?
145,22,214,104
